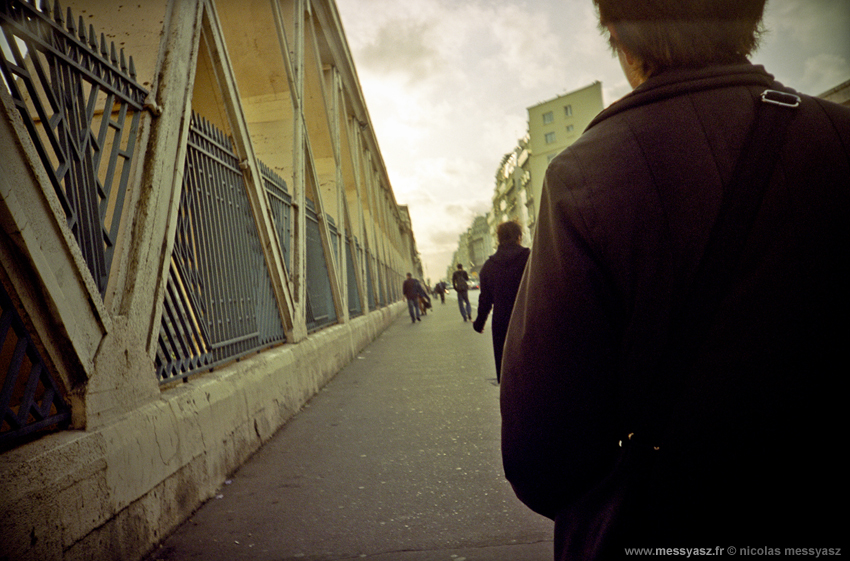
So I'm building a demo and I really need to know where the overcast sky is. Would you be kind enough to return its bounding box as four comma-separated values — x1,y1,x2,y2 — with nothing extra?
335,0,850,282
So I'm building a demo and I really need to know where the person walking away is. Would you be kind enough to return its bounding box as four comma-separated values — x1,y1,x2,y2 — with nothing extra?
473,221,529,383
434,281,446,304
416,279,431,315
402,273,421,323
452,264,472,321
499,0,848,557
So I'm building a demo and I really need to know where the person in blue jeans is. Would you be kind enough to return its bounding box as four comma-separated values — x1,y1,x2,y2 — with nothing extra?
452,264,472,321
402,273,421,323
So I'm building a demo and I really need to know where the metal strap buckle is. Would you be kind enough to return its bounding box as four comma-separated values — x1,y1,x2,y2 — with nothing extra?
761,89,801,108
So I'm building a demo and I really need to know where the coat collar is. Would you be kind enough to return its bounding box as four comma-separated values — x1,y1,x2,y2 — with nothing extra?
587,63,781,131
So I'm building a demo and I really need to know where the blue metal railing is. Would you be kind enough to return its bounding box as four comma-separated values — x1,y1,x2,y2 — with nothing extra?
0,0,148,296
155,114,286,383
0,282,71,449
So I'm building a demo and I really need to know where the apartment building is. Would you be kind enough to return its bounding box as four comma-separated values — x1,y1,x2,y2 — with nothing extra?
819,79,850,107
491,134,532,243
526,81,604,236
446,215,492,282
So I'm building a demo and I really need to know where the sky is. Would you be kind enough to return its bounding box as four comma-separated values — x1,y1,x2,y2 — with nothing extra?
334,0,850,283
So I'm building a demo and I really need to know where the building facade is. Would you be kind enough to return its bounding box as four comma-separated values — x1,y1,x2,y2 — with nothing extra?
819,79,850,107
526,81,604,237
0,1,419,560
446,214,492,283
491,134,532,243
467,215,493,276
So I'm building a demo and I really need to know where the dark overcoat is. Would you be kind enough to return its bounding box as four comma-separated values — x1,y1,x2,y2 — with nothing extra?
473,243,530,380
402,277,418,301
500,63,849,550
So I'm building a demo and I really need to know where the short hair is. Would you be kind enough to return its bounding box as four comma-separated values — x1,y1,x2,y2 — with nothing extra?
457,264,463,269
406,272,412,278
593,0,766,76
497,221,523,246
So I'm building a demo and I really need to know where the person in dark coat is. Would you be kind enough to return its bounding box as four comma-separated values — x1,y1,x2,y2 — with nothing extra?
433,281,446,304
452,264,472,321
415,278,431,315
500,0,848,556
473,221,529,383
402,273,421,323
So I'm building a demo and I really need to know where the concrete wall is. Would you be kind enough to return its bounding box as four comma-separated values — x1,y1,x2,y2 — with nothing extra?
0,0,415,559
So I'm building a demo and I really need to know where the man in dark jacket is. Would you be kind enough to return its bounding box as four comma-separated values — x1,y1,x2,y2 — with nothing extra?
452,264,472,321
501,0,848,556
473,221,529,383
433,281,446,304
402,273,421,323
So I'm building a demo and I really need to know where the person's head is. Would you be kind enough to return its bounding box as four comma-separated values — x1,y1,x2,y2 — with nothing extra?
593,0,766,82
406,272,412,279
457,264,463,270
497,221,523,246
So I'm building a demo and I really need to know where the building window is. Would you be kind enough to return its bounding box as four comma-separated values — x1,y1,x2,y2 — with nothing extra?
545,132,556,144
564,105,573,117
542,111,554,124
566,124,575,133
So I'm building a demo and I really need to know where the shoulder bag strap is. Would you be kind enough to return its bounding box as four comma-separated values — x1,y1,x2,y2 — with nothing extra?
636,89,802,443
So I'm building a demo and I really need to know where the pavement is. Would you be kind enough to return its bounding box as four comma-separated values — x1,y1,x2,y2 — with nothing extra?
144,292,554,561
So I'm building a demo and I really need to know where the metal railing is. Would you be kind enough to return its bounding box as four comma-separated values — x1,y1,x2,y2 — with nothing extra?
3,0,402,389
0,282,71,449
155,114,286,383
260,162,293,274
304,199,337,332
377,258,386,307
328,214,340,276
365,250,376,311
345,237,362,317
262,166,362,323
1,0,410,450
0,0,148,296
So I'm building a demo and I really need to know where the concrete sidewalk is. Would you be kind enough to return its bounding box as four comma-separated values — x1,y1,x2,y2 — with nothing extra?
145,293,554,561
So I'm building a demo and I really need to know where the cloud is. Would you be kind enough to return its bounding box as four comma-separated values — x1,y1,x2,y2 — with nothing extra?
802,53,850,95
429,229,464,246
763,0,850,54
443,203,474,219
358,19,444,83
459,4,562,89
755,0,850,93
